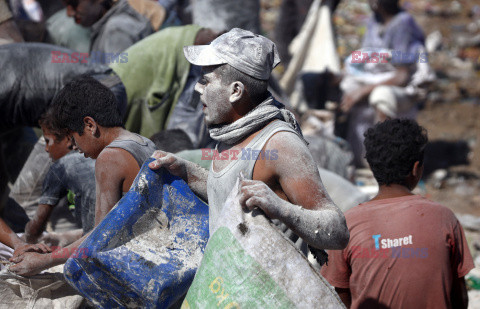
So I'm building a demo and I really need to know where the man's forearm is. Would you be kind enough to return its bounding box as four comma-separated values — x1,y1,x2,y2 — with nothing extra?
40,232,91,268
276,200,349,250
183,161,208,201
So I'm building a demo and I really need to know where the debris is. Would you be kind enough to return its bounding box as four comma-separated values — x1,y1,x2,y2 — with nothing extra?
425,30,443,53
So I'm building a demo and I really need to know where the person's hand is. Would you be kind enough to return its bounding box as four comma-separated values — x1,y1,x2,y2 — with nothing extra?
340,85,373,113
148,150,187,179
238,179,286,220
11,243,51,260
8,252,53,277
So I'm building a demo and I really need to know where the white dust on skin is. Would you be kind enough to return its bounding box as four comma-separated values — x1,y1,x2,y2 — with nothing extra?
184,161,209,202
254,131,348,250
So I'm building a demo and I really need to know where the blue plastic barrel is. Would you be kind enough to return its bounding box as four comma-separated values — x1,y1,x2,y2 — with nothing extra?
64,158,209,308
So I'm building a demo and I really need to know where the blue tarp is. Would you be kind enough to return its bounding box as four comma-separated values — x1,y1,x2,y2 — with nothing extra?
64,158,209,308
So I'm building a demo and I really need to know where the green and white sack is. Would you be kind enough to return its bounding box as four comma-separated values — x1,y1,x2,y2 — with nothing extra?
183,178,344,308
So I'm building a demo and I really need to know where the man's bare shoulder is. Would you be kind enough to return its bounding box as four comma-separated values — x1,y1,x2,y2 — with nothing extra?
263,130,318,174
265,130,312,160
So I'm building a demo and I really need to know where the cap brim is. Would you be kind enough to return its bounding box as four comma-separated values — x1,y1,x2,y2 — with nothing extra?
183,45,228,67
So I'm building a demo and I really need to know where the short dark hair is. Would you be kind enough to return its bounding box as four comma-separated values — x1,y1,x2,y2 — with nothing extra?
364,119,428,187
216,64,269,103
38,108,68,143
65,0,114,10
150,129,194,153
378,0,400,15
51,75,124,135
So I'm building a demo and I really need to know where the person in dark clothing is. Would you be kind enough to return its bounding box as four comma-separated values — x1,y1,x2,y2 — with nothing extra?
0,42,126,218
63,0,165,62
150,129,194,154
0,42,126,132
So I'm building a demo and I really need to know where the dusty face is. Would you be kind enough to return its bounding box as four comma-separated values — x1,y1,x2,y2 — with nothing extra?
71,130,101,159
194,67,234,126
65,0,105,27
41,127,71,161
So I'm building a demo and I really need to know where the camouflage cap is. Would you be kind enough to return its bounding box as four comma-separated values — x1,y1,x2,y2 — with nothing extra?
183,28,280,80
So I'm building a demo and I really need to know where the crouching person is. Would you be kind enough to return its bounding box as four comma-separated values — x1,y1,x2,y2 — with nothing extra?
9,76,157,276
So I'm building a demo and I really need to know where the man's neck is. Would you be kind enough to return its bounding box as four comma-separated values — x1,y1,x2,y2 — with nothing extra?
370,183,414,202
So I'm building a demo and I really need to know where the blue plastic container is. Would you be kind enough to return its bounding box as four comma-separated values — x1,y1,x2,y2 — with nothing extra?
64,158,209,308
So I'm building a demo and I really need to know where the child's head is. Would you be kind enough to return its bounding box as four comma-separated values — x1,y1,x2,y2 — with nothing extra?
51,75,124,158
364,118,428,189
39,109,72,161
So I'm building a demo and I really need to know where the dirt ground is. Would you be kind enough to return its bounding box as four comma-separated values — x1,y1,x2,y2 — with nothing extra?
412,0,480,217
418,102,480,216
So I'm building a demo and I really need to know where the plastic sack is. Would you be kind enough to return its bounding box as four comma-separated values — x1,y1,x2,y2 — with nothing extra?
0,265,84,309
64,158,209,308
183,178,345,308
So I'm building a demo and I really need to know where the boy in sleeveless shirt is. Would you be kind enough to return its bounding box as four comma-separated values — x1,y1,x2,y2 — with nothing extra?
149,28,349,257
10,76,157,275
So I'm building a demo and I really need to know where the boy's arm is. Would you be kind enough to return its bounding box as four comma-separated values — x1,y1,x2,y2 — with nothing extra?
9,233,87,276
0,218,26,250
0,218,50,259
25,204,54,244
239,131,349,250
149,150,209,201
9,148,133,275
27,162,68,243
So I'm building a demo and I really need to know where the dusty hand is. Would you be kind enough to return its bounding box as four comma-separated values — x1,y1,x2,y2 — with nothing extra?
238,179,285,220
11,243,51,260
148,150,188,179
8,252,53,277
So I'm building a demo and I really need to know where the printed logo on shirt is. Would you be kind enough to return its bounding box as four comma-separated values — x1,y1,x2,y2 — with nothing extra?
351,234,428,259
372,234,413,249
